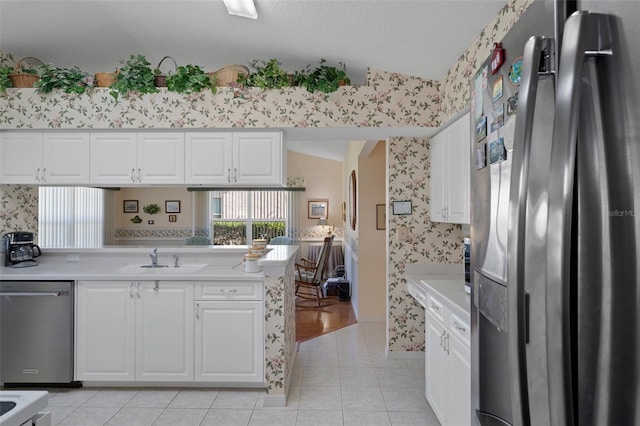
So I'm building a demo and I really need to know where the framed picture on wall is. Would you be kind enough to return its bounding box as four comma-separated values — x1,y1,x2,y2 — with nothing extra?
308,200,329,219
392,200,412,215
123,200,139,213
376,204,386,230
165,200,181,213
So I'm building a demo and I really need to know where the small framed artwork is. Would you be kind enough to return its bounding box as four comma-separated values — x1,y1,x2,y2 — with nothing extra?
392,200,412,215
376,204,386,230
308,200,329,219
168,214,177,223
165,200,181,214
123,200,139,213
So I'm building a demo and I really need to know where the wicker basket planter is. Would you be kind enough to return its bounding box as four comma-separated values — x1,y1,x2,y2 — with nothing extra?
10,57,43,88
153,56,178,88
94,72,116,87
211,64,250,87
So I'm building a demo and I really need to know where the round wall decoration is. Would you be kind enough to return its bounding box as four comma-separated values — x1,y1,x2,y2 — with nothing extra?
348,170,357,231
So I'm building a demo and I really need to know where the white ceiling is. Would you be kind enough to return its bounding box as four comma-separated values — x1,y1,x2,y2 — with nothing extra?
0,0,505,160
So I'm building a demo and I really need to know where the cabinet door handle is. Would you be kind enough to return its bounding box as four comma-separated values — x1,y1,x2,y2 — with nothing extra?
444,333,450,354
154,280,159,292
430,302,440,312
453,321,467,333
131,168,136,183
137,168,142,183
129,282,135,298
196,302,200,319
41,168,47,182
35,168,42,182
136,281,141,298
227,168,231,183
220,288,238,293
233,168,238,183
440,331,445,349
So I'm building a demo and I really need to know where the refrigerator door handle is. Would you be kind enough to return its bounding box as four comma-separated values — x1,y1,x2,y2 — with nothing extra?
546,11,616,426
507,35,554,426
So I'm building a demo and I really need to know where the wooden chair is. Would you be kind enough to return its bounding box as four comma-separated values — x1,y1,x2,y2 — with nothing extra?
295,235,335,306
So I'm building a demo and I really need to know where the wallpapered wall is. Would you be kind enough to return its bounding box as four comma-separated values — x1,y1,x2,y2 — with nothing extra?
385,0,534,352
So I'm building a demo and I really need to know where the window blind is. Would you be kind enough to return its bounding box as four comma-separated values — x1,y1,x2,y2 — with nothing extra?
38,187,104,248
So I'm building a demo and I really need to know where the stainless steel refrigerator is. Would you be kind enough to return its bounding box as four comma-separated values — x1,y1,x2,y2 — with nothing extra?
470,0,640,424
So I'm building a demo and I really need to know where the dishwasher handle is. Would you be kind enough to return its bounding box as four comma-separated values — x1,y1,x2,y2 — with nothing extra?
0,291,67,297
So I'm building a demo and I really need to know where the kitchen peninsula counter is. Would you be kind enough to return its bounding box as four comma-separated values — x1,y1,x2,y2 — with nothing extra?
0,245,299,408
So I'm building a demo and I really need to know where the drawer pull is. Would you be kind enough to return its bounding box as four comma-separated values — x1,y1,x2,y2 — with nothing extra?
220,288,238,293
430,302,440,311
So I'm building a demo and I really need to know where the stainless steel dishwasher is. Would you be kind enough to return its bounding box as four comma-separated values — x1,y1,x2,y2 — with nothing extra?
1,281,77,386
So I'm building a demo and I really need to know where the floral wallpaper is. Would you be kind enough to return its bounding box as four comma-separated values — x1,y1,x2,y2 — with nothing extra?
0,70,439,130
387,137,464,351
439,0,533,121
0,185,38,237
263,262,295,399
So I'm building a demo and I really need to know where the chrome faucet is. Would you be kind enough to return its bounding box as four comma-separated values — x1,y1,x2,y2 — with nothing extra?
149,248,158,267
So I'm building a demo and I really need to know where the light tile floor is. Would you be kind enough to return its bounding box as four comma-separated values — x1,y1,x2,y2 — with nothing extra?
40,322,440,425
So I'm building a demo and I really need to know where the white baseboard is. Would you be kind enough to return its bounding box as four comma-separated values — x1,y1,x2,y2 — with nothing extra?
262,394,287,407
385,350,425,360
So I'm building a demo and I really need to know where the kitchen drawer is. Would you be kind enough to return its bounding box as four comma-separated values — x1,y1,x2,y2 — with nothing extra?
449,312,470,348
426,293,445,324
407,280,428,308
195,280,263,301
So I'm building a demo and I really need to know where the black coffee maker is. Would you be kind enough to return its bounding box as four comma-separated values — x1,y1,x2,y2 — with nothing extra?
3,231,42,267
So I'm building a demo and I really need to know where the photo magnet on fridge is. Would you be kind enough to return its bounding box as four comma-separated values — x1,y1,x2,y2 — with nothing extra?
475,116,488,142
489,137,507,164
492,76,504,103
507,92,519,116
490,104,505,133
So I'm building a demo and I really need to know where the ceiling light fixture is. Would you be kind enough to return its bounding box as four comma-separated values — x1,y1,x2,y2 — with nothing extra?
223,0,257,19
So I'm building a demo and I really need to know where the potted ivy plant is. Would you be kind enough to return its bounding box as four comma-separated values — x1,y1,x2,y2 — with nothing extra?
298,59,351,93
166,64,217,94
237,58,290,89
0,65,13,92
110,54,158,100
34,64,94,94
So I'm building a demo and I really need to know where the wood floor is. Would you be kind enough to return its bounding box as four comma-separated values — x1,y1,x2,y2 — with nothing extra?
295,298,358,343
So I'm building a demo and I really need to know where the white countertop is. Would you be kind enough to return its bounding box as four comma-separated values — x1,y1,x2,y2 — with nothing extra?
405,263,470,316
0,245,298,281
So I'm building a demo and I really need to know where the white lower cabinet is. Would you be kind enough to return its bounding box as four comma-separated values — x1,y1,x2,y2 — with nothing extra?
195,301,264,383
194,280,264,384
75,280,194,382
424,291,471,426
76,279,264,385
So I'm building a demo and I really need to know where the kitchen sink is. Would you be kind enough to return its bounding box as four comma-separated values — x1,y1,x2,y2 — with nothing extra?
109,263,208,274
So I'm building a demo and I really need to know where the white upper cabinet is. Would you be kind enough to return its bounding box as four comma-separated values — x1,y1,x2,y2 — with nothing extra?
90,132,185,185
0,131,90,184
233,132,284,185
430,112,471,224
186,131,284,186
185,132,233,184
